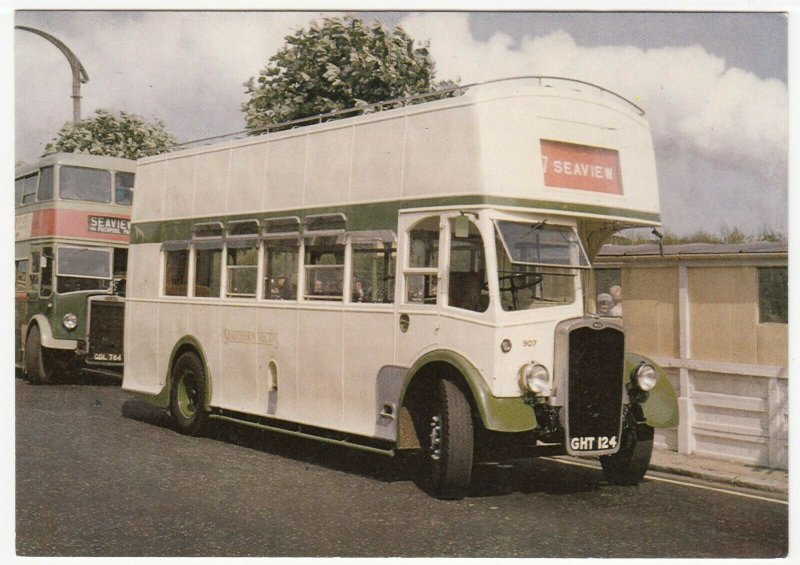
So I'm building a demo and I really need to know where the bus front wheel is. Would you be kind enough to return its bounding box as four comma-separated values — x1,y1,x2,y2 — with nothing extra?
169,352,209,436
25,325,55,385
415,379,474,499
600,423,654,485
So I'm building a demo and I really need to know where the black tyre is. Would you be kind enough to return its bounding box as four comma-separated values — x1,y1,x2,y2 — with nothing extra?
600,423,654,485
414,379,474,499
169,352,209,436
25,325,54,385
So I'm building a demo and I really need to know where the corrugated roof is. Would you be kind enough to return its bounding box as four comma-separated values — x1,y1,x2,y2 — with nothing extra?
598,240,788,257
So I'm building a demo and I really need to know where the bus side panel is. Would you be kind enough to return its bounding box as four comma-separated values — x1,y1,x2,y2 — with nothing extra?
438,314,497,390
127,244,160,300
123,300,160,393
305,127,355,209
217,304,265,415
227,143,269,215
266,136,307,211
395,310,440,369
296,308,343,430
132,160,166,224
341,309,395,436
157,301,196,385
172,302,222,406
258,306,299,420
163,155,197,220
403,105,482,199
350,117,405,202
194,151,230,218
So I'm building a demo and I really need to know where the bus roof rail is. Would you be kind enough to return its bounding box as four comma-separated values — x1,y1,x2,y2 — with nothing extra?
147,76,644,156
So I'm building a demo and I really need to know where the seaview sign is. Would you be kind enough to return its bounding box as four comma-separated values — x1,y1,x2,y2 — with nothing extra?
540,140,623,194
88,215,130,236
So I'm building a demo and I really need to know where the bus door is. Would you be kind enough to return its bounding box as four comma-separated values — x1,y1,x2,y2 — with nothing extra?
396,214,443,365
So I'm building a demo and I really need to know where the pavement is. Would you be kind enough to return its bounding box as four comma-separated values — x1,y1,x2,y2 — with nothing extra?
647,448,788,494
562,448,788,495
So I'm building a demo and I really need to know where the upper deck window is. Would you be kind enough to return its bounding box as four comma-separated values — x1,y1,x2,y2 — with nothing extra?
60,166,112,203
19,173,38,205
115,172,134,206
37,167,54,201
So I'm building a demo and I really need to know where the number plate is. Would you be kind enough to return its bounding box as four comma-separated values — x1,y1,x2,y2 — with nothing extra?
91,352,123,362
569,435,618,452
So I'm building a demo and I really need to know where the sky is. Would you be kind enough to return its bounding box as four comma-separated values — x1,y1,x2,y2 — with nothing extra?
10,7,791,237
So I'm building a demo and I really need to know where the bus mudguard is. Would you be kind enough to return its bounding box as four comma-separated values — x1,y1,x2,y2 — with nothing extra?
146,336,213,410
624,352,679,429
28,314,77,350
401,349,538,433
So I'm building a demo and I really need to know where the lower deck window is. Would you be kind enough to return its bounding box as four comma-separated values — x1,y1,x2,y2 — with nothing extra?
352,243,395,303
226,247,258,298
195,248,222,297
264,241,299,300
305,240,344,300
164,250,189,296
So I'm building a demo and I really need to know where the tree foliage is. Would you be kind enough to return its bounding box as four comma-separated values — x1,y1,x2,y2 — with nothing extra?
243,16,454,131
43,109,177,159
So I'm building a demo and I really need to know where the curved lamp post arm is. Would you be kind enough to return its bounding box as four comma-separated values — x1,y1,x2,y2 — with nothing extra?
15,25,89,123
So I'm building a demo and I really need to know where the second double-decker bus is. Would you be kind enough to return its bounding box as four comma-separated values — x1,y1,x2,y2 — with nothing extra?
123,77,678,498
15,152,135,383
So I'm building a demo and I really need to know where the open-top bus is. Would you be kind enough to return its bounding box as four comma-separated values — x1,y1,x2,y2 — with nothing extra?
15,152,134,383
123,77,678,498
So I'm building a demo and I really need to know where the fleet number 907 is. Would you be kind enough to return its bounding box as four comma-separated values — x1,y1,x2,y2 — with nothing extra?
570,435,618,451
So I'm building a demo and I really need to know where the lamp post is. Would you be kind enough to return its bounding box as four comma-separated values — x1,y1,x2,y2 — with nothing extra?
15,25,89,123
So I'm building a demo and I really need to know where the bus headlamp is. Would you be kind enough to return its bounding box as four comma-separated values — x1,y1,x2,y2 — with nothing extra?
632,363,657,392
62,313,78,331
519,363,550,396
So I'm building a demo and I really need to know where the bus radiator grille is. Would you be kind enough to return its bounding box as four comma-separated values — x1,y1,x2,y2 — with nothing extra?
565,326,625,453
87,300,125,363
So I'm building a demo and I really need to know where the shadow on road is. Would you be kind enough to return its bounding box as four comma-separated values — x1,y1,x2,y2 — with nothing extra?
15,368,121,387
121,398,604,498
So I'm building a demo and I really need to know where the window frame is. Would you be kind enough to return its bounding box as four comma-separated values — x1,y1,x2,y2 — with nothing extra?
403,216,441,306
59,165,113,203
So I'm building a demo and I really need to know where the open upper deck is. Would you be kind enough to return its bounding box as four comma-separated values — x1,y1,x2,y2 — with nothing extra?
133,77,660,234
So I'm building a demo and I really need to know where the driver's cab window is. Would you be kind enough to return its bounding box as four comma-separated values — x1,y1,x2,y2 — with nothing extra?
448,216,488,312
494,221,585,311
404,217,439,304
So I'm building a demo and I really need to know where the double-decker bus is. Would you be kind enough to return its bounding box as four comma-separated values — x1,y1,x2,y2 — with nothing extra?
123,77,678,498
15,152,134,383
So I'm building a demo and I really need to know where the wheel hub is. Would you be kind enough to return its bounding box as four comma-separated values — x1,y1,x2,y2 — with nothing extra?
429,415,442,460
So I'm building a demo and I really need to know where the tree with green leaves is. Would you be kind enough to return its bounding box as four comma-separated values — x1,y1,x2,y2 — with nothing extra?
43,109,177,159
242,16,455,131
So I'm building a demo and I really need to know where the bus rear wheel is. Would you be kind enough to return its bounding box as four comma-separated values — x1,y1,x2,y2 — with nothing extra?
169,352,209,436
25,325,55,385
414,378,474,499
600,423,654,485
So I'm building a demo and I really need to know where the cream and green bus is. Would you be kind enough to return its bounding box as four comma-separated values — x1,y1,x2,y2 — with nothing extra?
123,77,678,499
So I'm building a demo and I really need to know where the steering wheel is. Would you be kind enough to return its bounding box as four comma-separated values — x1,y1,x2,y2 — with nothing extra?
495,272,543,292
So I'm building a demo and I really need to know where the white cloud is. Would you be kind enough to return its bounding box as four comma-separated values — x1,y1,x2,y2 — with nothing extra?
400,12,787,182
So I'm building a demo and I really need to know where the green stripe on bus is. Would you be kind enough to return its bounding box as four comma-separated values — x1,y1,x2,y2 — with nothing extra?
130,196,659,244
